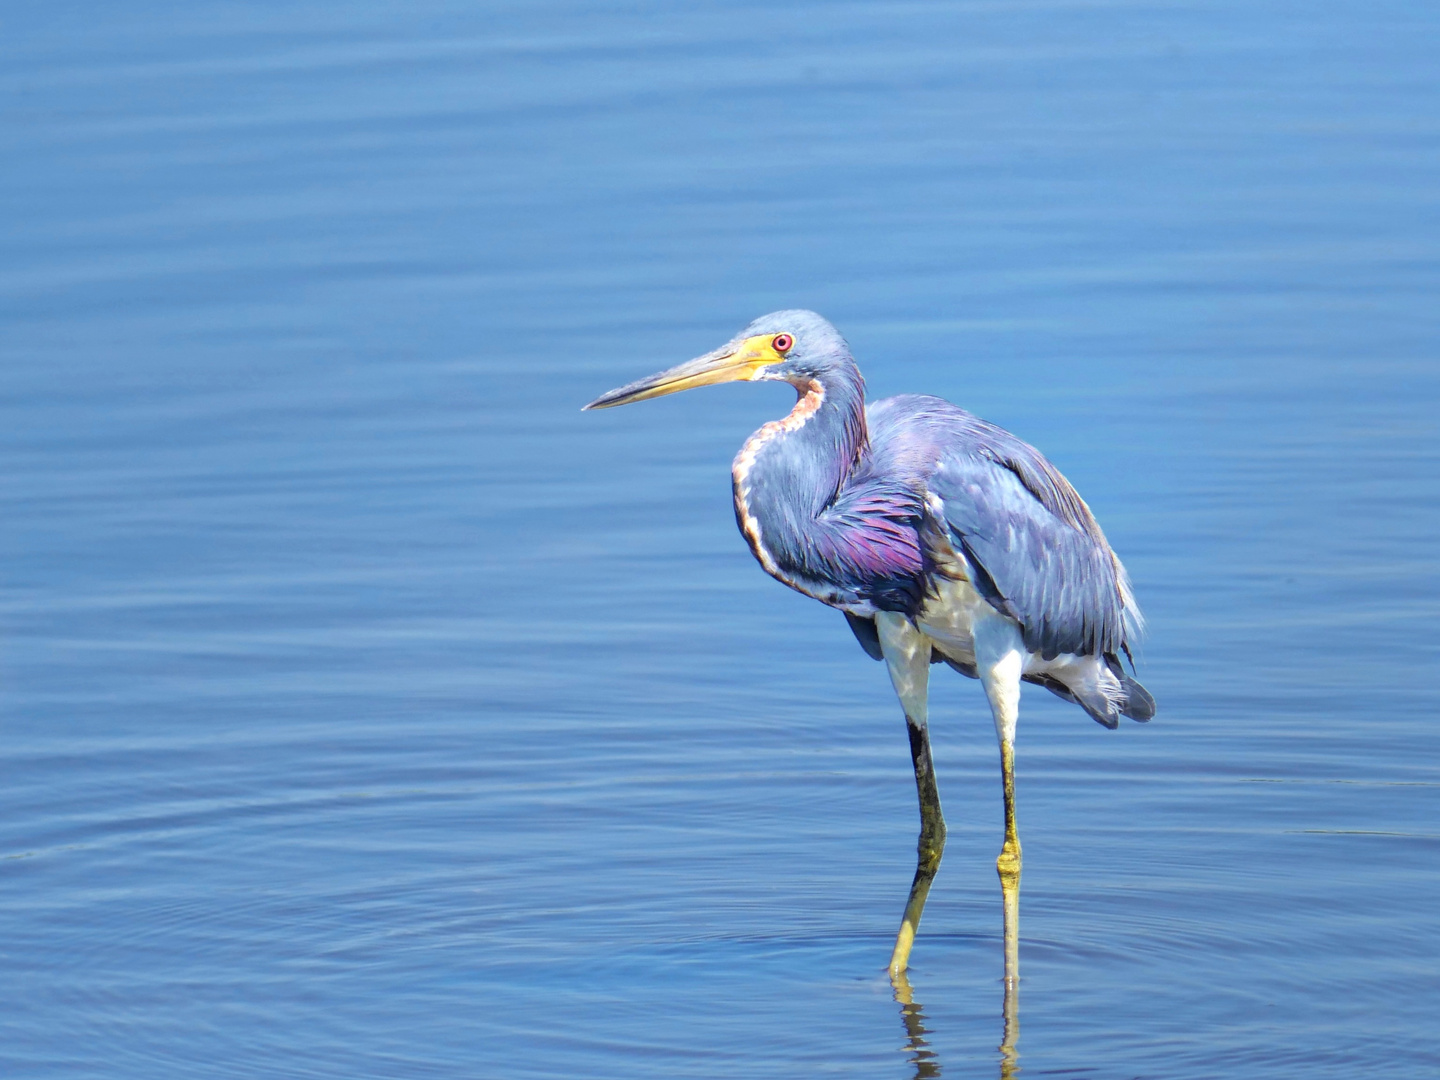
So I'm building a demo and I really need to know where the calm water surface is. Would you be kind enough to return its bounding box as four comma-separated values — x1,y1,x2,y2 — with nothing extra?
3,2,1439,1077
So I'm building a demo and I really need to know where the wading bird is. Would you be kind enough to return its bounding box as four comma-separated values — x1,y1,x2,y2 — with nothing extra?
584,311,1153,978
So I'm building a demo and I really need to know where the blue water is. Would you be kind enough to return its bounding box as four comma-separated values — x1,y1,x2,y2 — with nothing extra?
3,2,1439,1077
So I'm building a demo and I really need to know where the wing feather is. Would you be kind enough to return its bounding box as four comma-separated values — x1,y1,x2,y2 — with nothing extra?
927,429,1136,660
859,394,1140,658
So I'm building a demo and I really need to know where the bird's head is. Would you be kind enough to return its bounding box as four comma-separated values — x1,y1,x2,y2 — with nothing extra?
582,310,853,411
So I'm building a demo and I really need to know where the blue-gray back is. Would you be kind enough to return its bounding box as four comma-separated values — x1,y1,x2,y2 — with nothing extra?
865,394,1139,661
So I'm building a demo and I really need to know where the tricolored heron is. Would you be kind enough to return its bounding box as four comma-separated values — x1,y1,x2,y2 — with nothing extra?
584,310,1153,981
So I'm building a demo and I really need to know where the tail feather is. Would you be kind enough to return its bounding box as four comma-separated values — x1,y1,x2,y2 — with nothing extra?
1105,652,1155,722
1023,672,1118,729
1027,655,1156,728
1119,675,1156,721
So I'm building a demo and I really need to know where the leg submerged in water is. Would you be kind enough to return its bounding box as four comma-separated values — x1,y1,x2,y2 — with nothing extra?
891,714,947,976
875,614,945,977
998,735,1021,1073
975,613,1024,1059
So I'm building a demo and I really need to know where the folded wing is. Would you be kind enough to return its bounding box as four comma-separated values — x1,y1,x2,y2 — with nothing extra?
927,424,1138,662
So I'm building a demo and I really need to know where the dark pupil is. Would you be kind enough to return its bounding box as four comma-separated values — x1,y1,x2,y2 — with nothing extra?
775,335,791,351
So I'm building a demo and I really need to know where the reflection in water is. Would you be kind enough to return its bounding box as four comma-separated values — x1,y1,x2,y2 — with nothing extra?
892,970,942,1079
1000,853,1020,1077
999,971,1019,1079
890,872,1021,1080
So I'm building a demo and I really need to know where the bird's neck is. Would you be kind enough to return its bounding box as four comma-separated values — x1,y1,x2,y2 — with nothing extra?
731,367,868,593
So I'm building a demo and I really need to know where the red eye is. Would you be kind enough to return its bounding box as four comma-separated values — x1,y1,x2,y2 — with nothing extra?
772,334,794,353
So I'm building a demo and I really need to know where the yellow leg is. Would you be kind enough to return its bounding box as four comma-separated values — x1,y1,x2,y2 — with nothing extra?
875,613,944,978
974,615,1024,1074
996,738,1022,899
997,737,1020,1073
888,717,946,978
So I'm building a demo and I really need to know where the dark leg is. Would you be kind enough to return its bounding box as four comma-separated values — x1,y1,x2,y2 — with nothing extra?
874,613,943,977
889,715,946,977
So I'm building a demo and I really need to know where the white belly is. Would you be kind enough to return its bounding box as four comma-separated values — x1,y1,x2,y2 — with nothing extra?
914,574,995,669
915,570,1109,692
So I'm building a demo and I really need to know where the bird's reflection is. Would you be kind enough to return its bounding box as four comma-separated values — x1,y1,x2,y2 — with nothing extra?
999,865,1020,1078
891,970,943,1078
890,875,1020,1080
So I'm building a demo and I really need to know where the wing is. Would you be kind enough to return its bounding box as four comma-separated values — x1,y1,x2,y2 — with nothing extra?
927,431,1138,661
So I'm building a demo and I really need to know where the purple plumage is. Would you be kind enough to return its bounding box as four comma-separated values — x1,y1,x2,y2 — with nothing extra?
584,308,1154,977
725,314,1140,669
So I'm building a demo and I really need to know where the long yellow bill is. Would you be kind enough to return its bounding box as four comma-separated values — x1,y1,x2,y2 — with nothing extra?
582,334,783,410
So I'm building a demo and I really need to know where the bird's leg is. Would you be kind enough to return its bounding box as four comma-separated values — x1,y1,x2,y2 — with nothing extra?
998,736,1021,1076
975,616,1025,1034
875,614,944,978
995,732,1021,1007
892,709,945,977
997,736,1021,889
